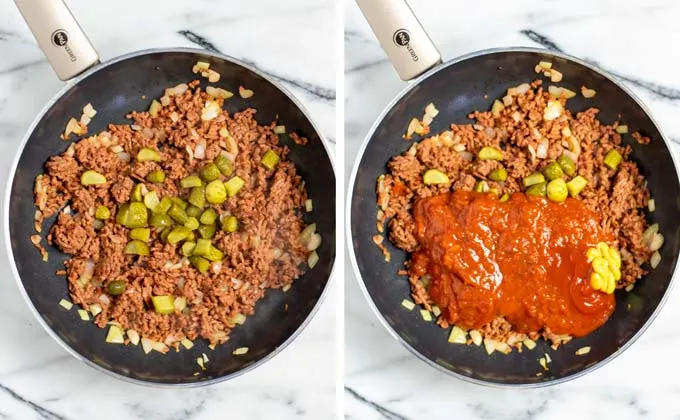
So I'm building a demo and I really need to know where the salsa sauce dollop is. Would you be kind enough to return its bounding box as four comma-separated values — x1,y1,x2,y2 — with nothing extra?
410,191,615,337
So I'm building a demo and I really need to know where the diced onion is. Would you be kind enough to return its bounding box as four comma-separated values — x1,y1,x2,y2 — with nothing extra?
544,100,563,121
127,329,140,345
152,341,169,353
523,338,536,350
420,309,433,322
648,198,656,212
508,83,530,96
616,125,629,134
141,338,154,354
181,338,194,349
469,329,483,346
282,284,292,292
307,251,319,269
581,87,597,98
651,251,662,269
448,326,467,344
78,309,90,321
207,69,220,83
483,338,496,355
59,299,73,310
458,151,473,161
105,326,125,344
306,233,322,251
642,223,659,245
536,139,549,159
544,352,552,363
194,143,206,160
649,233,664,251
239,87,254,98
575,346,591,356
431,305,441,317
117,152,131,162
425,103,439,118
401,299,415,311
201,101,221,121
273,125,286,134
549,70,563,82
299,223,317,245
196,357,206,370
99,294,111,305
233,347,249,355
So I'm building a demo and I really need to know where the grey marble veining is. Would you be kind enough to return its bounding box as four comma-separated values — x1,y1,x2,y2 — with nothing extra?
344,0,680,419
0,1,336,419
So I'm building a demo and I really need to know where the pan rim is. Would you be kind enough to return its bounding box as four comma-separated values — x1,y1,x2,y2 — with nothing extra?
346,46,680,388
3,46,337,388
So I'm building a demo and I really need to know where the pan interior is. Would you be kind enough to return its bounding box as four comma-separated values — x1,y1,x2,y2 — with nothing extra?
350,50,679,385
8,50,335,385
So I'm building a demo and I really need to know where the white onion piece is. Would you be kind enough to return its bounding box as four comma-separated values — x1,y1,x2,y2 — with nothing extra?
194,143,206,159
651,251,662,269
458,151,474,161
118,152,131,162
99,294,111,305
536,139,549,159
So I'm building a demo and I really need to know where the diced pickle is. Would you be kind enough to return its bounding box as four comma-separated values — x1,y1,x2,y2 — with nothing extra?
136,148,161,162
95,205,110,220
526,182,547,197
567,175,588,197
198,223,216,239
150,213,172,228
473,181,489,193
186,230,196,242
188,186,206,209
154,197,172,214
130,227,151,242
151,296,175,314
180,175,203,189
604,149,622,170
143,190,159,211
547,178,568,202
115,203,129,225
225,176,245,197
523,172,545,187
488,166,508,182
557,155,576,176
168,205,189,224
146,170,166,183
542,162,564,181
167,226,192,245
170,197,188,210
215,155,233,176
199,209,217,225
205,246,224,262
478,147,503,161
181,241,196,257
159,227,170,242
193,239,212,257
190,256,210,273
205,180,227,204
261,150,280,169
124,240,150,256
499,193,510,202
81,170,107,186
422,169,449,185
131,184,144,202
118,202,148,228
184,217,200,230
222,215,238,233
186,204,203,218
199,163,221,182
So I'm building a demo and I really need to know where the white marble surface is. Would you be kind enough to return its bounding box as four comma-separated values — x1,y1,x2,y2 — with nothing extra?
345,0,680,419
0,1,336,419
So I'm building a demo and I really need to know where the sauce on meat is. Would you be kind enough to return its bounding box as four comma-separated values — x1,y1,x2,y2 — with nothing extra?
410,191,615,337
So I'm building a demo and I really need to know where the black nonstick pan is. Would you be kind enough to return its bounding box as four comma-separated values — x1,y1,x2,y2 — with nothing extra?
348,0,680,386
4,0,335,386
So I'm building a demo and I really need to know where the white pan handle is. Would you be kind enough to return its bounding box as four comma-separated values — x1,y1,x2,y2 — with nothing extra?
355,0,442,81
14,0,100,81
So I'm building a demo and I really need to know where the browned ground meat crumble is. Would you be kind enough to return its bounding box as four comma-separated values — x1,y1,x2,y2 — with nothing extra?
34,80,312,350
377,80,654,350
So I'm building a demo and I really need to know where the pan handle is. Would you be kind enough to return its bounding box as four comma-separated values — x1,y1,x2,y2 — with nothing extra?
355,0,441,81
13,0,100,81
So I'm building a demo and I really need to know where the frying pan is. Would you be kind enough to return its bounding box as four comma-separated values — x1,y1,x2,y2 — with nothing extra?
4,0,336,386
348,0,680,386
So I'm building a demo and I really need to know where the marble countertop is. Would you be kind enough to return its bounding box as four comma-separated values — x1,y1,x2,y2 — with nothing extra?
345,0,680,419
0,1,336,419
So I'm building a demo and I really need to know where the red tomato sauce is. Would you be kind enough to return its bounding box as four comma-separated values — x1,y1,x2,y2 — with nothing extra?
410,191,615,337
